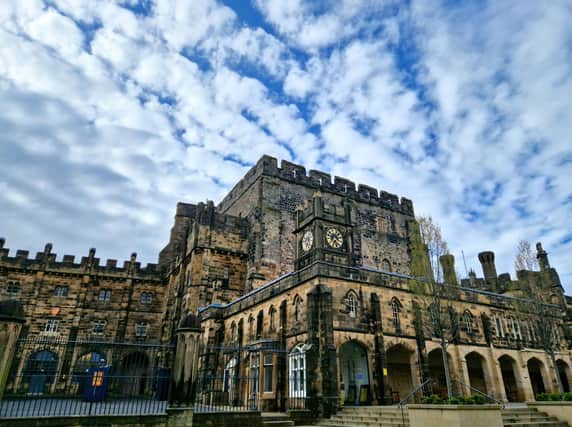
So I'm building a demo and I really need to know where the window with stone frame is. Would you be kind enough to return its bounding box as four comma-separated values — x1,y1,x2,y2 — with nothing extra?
6,280,20,294
256,310,263,339
288,344,307,399
135,322,148,338
344,291,358,318
44,319,60,333
294,295,302,322
382,259,392,272
493,314,505,338
140,291,153,304
248,315,255,340
54,286,69,297
92,320,106,335
98,289,112,302
391,297,402,331
263,353,274,392
463,310,473,334
230,321,237,341
269,306,276,332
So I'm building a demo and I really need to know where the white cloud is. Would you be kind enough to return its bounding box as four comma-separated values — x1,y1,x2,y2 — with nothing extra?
0,0,571,291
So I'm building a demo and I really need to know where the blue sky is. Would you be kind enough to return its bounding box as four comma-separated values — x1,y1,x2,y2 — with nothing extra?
1,0,571,289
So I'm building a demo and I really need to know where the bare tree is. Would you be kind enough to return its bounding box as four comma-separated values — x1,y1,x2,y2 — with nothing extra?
514,240,538,272
413,278,459,399
417,216,449,282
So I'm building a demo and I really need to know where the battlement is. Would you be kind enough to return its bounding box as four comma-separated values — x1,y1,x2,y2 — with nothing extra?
0,240,161,280
218,155,414,216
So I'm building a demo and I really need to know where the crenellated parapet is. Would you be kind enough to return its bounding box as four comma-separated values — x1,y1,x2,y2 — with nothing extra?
218,155,415,216
0,240,162,280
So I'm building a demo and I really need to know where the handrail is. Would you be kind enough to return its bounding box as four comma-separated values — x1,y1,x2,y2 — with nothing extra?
398,378,434,426
451,379,504,408
398,377,434,407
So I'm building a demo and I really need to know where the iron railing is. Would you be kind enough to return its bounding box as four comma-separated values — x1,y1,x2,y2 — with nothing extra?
0,337,173,418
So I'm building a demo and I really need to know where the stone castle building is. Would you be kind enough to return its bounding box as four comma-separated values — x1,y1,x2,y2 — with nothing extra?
1,155,571,414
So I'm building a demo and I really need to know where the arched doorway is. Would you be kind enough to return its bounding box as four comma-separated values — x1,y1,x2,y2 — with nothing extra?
499,355,521,402
527,358,546,397
386,344,414,403
428,348,455,397
339,341,370,405
557,360,571,393
466,352,488,395
24,350,59,395
120,352,150,396
74,351,106,394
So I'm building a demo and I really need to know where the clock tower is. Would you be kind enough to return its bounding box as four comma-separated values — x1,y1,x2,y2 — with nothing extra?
294,192,354,270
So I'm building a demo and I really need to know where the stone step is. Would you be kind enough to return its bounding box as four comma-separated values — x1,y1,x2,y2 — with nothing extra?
503,423,568,427
263,422,295,427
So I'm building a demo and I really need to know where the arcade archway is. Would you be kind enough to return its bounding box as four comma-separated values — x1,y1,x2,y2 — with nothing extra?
466,352,488,395
557,360,571,393
386,344,415,403
527,358,547,397
499,355,522,402
339,341,370,405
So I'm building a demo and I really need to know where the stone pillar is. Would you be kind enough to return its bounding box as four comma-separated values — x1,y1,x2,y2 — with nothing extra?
371,293,388,404
0,301,25,400
516,352,535,401
171,313,202,404
489,353,507,402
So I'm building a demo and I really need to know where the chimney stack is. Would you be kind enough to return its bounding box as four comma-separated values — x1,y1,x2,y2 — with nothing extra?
536,242,550,271
478,251,497,282
439,254,458,285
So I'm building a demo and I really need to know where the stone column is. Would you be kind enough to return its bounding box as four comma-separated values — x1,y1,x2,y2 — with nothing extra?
0,301,25,400
170,313,202,405
371,293,388,404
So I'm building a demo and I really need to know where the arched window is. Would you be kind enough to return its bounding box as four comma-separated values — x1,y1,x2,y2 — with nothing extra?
463,311,473,334
391,298,401,330
256,311,263,339
289,343,309,399
382,259,392,272
248,315,255,339
294,295,302,322
223,358,237,404
230,321,237,341
269,306,276,332
345,292,358,318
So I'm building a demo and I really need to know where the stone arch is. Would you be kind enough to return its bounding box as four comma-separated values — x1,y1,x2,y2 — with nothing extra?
556,359,571,393
23,350,59,395
390,297,402,332
386,343,415,403
339,340,370,405
293,294,303,322
498,354,524,402
465,351,489,395
428,348,455,397
119,351,150,396
527,357,548,397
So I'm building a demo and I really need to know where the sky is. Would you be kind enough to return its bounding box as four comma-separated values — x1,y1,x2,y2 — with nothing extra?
0,0,571,290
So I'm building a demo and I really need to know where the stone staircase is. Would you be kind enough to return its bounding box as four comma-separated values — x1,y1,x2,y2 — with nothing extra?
315,406,409,427
262,412,295,427
502,407,569,427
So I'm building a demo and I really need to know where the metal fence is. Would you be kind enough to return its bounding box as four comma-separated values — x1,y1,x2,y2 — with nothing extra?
0,337,173,418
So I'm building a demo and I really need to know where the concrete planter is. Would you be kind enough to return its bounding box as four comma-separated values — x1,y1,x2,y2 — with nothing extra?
407,404,503,427
527,402,572,424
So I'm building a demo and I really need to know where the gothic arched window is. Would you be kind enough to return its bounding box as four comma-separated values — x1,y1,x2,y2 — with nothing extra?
463,311,473,334
289,343,308,399
345,291,358,318
382,259,392,272
294,295,302,322
391,297,402,330
269,305,276,331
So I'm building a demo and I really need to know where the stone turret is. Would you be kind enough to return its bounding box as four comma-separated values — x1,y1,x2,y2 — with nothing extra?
478,251,497,282
536,242,550,271
439,254,458,285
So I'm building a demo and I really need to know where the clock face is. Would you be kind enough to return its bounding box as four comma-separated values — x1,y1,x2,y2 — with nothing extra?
326,227,344,249
301,231,314,252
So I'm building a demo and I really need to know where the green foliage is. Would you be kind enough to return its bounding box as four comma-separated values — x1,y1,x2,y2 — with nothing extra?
536,392,569,401
421,394,489,405
536,393,549,401
549,393,564,401
563,392,572,401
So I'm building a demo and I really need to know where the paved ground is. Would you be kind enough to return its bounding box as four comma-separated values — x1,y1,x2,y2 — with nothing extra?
0,398,167,418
